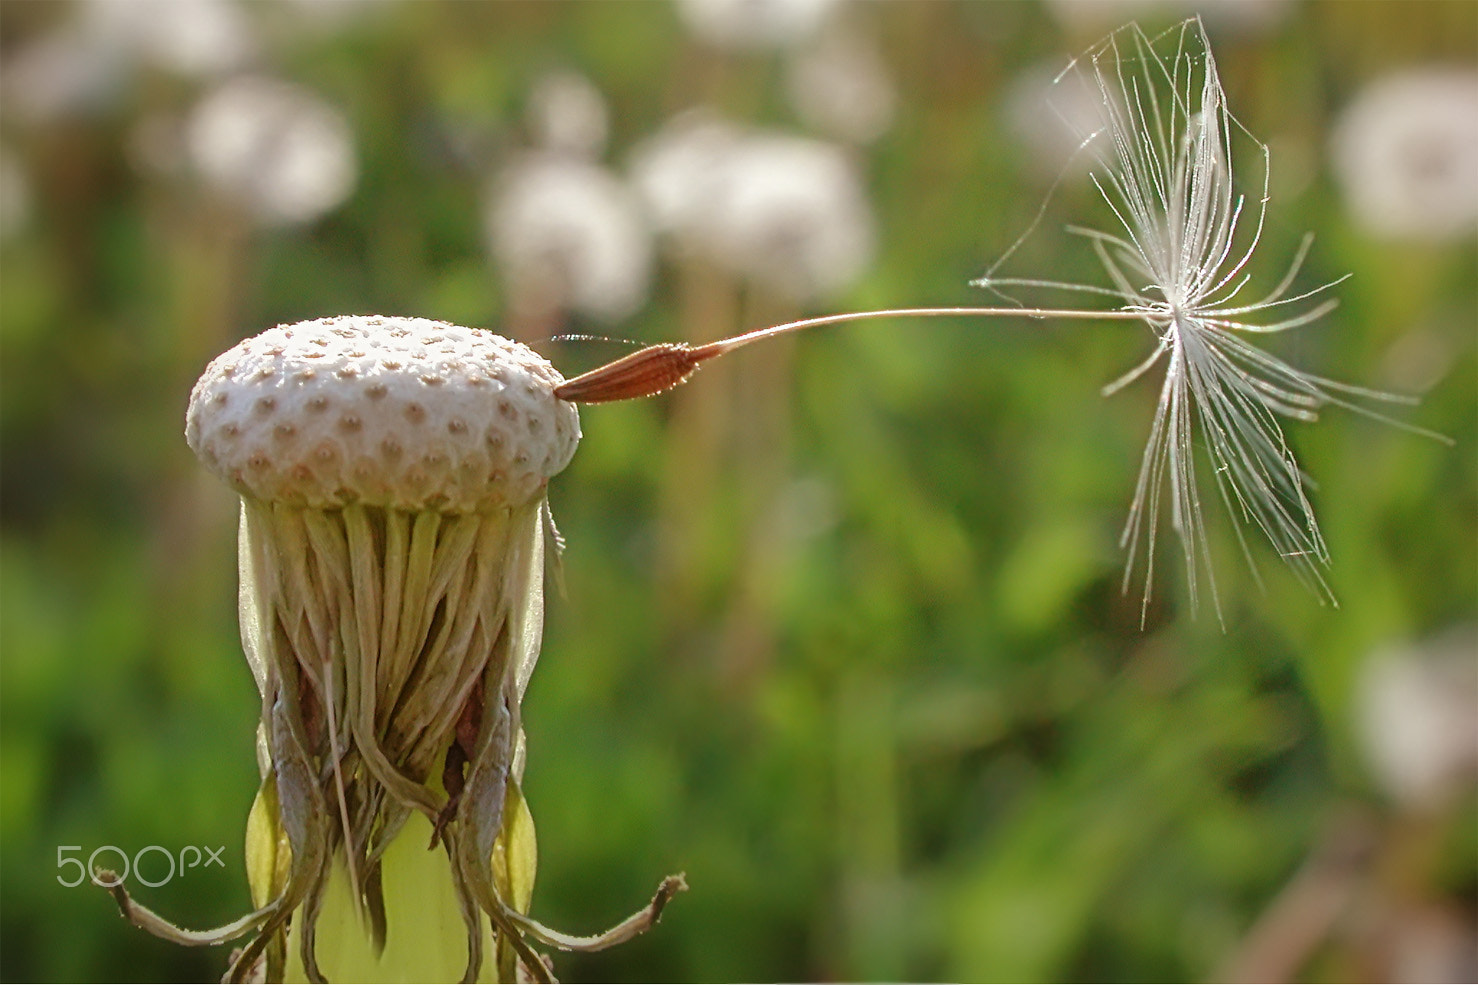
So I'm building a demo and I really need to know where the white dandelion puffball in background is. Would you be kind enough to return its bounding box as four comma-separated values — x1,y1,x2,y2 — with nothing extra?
1045,0,1293,34
0,0,253,123
186,76,357,225
1330,69,1478,241
1358,627,1478,809
487,154,653,322
1,30,129,124
629,113,738,236
633,113,874,301
526,70,610,159
676,0,843,50
785,28,896,144
272,0,400,33
79,0,256,78
709,133,873,300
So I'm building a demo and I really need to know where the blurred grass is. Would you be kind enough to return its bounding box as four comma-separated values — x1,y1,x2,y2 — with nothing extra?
1,1,1474,982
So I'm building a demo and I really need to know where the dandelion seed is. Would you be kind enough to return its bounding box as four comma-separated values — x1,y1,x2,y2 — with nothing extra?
979,17,1450,623
564,18,1446,623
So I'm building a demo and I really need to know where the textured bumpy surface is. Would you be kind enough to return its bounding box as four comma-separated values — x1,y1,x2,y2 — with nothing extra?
186,315,581,511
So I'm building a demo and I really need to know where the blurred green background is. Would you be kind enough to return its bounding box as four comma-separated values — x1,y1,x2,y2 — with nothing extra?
1,1,1474,981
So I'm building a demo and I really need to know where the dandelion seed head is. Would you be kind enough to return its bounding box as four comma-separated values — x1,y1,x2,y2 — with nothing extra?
178,315,593,979
187,316,580,511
